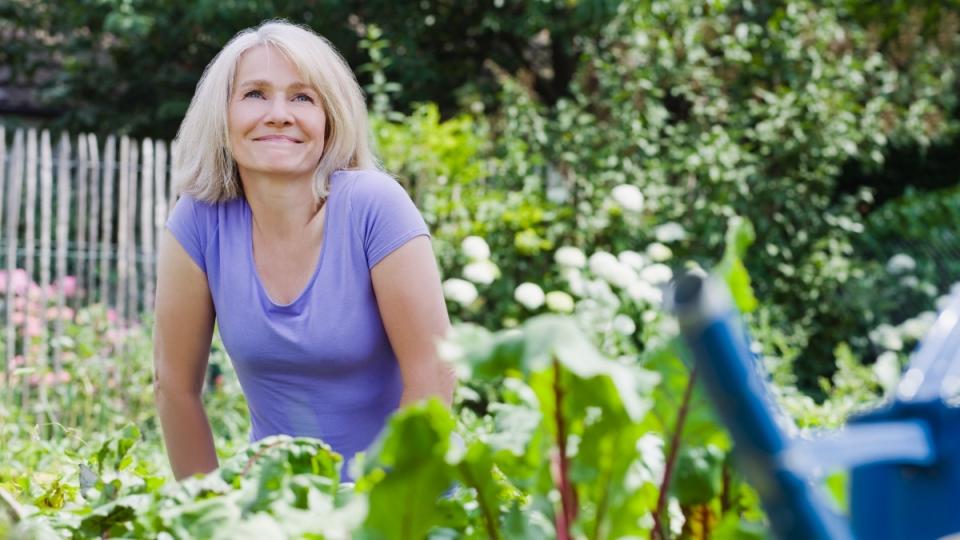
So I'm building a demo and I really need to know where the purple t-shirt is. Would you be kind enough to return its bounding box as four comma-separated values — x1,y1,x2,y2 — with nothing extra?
165,169,430,479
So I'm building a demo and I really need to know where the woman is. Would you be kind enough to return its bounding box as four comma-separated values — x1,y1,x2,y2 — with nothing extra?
153,20,456,482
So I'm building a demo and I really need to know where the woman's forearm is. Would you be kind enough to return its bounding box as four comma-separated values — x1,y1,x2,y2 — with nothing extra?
399,360,457,408
155,388,219,481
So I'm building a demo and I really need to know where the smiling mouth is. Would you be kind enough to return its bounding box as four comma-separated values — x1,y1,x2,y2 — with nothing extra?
253,135,302,143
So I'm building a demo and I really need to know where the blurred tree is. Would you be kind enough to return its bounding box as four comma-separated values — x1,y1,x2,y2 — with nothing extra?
0,0,358,138
0,0,623,139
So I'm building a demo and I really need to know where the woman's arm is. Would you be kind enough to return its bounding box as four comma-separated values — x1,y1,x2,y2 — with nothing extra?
153,229,219,480
371,236,457,407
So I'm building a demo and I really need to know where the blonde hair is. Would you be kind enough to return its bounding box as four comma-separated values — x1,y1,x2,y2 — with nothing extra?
173,20,378,202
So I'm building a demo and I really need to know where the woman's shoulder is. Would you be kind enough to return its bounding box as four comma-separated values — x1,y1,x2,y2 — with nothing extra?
332,168,399,190
333,168,410,208
168,192,244,235
173,192,244,212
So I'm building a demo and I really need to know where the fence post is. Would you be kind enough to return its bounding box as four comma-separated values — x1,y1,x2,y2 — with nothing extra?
141,139,154,313
54,132,72,372
1,129,20,398
39,130,54,378
74,133,88,313
99,136,115,307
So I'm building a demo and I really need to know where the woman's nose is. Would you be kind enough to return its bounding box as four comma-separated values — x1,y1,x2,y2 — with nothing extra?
265,97,294,125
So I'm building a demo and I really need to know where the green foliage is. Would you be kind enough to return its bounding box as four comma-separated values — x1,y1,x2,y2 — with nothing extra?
672,445,724,506
1,0,358,138
358,399,457,539
858,184,960,305
5,0,960,537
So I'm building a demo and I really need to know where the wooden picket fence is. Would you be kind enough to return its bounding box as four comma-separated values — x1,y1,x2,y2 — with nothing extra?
0,126,177,401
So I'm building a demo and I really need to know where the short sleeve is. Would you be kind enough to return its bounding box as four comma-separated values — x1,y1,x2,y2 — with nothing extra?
165,194,209,273
349,171,431,270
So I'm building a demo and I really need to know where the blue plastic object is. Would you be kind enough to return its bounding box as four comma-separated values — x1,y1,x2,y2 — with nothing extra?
670,274,960,540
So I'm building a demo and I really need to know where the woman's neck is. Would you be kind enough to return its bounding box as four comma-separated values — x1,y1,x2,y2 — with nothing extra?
241,173,325,239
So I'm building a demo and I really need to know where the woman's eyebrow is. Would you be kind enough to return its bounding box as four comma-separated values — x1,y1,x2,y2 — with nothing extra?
236,80,315,92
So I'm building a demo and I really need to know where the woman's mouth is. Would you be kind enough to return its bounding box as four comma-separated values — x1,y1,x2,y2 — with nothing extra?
253,135,302,143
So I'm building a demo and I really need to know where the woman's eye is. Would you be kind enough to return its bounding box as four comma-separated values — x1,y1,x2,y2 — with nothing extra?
243,90,265,99
293,93,315,103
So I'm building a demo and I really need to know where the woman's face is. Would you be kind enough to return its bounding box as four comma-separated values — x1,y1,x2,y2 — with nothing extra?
228,45,327,182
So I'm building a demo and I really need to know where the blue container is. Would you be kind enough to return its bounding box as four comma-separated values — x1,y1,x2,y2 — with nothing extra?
671,274,960,540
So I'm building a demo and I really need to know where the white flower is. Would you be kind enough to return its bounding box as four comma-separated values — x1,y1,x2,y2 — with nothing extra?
668,499,686,537
640,263,673,285
873,351,901,393
443,278,478,307
545,291,575,313
900,312,936,342
587,251,635,288
554,246,587,269
900,275,920,288
605,262,637,289
886,253,916,275
645,242,673,262
589,251,619,277
617,250,648,271
635,433,664,483
654,222,687,243
462,260,499,285
585,279,621,308
514,282,545,310
461,236,491,261
613,314,637,336
611,184,644,213
870,324,903,351
563,269,587,297
628,280,663,305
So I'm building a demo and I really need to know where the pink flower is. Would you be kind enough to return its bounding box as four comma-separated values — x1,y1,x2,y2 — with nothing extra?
7,355,25,369
0,269,30,295
11,312,25,325
107,308,118,324
45,371,71,385
10,269,29,294
60,276,78,298
27,283,42,301
25,316,44,337
45,306,74,320
28,372,70,387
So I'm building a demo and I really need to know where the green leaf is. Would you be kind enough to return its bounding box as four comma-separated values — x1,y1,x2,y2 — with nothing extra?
712,513,771,540
671,445,725,506
77,493,152,538
523,316,660,422
502,500,556,539
360,399,458,540
454,441,508,538
717,216,758,313
483,402,543,457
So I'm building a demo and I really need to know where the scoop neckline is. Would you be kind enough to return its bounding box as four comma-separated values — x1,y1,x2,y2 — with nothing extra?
245,194,331,309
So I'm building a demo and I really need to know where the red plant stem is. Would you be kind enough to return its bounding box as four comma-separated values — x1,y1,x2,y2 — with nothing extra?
552,357,576,540
241,440,284,476
700,504,711,540
720,460,732,514
652,365,698,540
